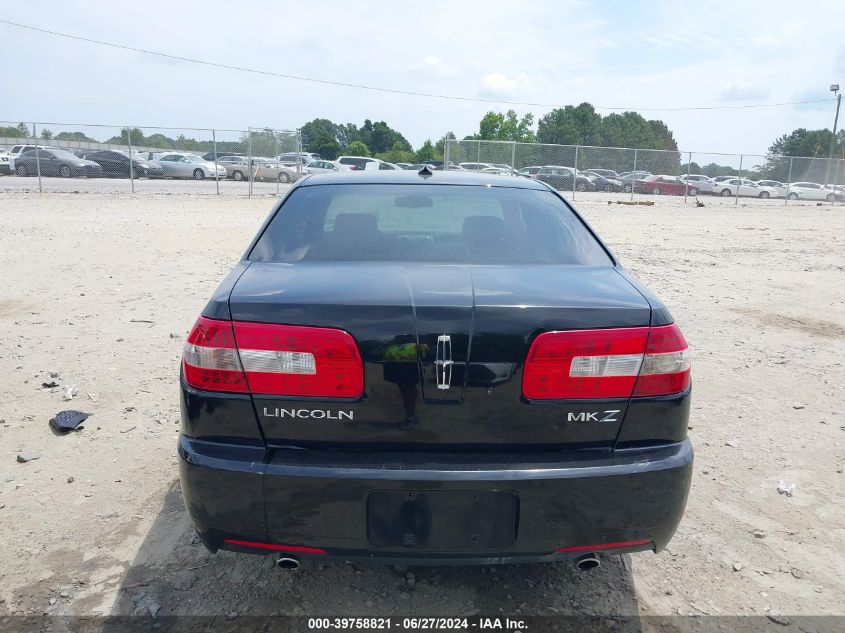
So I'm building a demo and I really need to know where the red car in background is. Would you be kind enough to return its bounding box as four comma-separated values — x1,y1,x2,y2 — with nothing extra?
633,174,699,196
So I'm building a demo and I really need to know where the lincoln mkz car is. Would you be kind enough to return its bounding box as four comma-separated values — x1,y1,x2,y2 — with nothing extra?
179,169,693,569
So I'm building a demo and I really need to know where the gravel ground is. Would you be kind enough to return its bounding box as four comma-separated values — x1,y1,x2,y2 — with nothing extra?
0,189,843,624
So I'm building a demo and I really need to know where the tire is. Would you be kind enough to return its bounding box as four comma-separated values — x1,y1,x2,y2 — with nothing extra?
16,164,29,177
720,188,732,197
624,184,632,193
689,187,698,196
603,183,613,192
193,169,205,180
826,193,835,202
59,165,72,178
232,170,244,181
652,187,662,195
758,191,770,198
278,171,291,183
787,192,798,200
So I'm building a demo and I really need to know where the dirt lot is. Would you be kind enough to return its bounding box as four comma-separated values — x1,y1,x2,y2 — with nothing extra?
0,189,843,625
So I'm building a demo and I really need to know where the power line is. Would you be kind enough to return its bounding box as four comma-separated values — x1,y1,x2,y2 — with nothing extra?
0,17,837,112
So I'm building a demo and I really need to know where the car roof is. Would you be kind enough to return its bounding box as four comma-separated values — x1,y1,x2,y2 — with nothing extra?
296,169,549,190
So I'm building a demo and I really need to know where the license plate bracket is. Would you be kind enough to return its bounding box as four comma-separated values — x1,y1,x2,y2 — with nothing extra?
366,490,518,550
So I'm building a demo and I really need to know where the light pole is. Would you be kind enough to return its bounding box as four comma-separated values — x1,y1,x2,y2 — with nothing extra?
824,84,841,185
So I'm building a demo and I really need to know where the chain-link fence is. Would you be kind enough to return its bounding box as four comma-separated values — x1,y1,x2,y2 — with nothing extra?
0,121,302,196
444,139,845,206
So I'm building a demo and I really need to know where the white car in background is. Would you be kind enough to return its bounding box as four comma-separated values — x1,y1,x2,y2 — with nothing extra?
303,160,353,175
755,180,788,198
459,162,495,171
713,178,778,198
153,152,227,180
785,182,836,201
680,174,717,194
0,149,10,174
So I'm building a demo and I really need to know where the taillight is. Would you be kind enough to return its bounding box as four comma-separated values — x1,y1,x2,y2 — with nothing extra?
522,324,689,400
233,321,363,397
182,317,248,393
182,317,363,398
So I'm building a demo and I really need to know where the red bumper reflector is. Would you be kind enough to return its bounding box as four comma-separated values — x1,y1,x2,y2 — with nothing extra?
222,538,327,555
555,539,652,553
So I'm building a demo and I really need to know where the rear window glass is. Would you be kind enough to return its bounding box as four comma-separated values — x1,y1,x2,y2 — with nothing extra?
249,184,612,265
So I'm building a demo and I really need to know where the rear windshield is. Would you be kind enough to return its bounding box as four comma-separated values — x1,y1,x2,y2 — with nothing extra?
249,184,612,265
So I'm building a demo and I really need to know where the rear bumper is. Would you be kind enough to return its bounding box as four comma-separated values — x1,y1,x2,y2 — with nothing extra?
179,435,693,565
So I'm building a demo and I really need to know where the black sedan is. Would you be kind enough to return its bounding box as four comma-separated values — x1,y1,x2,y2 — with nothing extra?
83,150,164,179
179,169,693,568
14,149,102,178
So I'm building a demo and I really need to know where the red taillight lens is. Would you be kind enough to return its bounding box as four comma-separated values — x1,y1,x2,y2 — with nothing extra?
233,321,363,398
182,317,248,393
182,317,364,398
522,324,689,400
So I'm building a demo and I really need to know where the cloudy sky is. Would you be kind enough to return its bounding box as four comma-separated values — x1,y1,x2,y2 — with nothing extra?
3,0,845,157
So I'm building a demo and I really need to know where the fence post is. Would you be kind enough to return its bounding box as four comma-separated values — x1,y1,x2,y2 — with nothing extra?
247,131,253,199
127,128,135,194
630,148,637,201
274,131,280,196
212,129,219,195
832,158,840,205
735,155,743,205
297,130,303,178
511,141,516,171
33,123,43,193
685,151,692,203
477,140,481,166
572,145,579,200
784,157,793,205
443,136,450,169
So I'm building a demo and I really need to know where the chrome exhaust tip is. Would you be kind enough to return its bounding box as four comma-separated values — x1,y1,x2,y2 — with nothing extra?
276,556,301,570
575,553,600,571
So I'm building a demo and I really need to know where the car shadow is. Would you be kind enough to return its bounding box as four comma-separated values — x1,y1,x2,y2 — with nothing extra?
100,479,645,630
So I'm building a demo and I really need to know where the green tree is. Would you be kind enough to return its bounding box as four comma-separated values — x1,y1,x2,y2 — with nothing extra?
416,139,439,162
537,103,602,146
0,123,30,137
55,131,98,143
759,128,845,181
470,110,535,142
346,140,370,157
40,129,54,140
375,141,417,164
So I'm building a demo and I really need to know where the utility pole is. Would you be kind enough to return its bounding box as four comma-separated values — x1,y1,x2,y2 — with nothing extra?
824,84,841,185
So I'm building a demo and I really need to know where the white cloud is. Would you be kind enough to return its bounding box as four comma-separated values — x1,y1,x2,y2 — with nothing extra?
410,56,459,78
478,73,533,99
720,83,770,102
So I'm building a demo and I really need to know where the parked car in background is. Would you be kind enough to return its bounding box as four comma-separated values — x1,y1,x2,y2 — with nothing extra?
588,173,624,192
679,174,716,195
517,166,543,178
83,150,164,179
586,168,621,179
252,159,300,183
396,162,415,169
337,156,380,170
712,176,734,184
14,148,103,178
153,153,227,180
827,184,845,202
618,172,651,192
755,180,788,197
481,167,517,176
713,178,778,198
8,144,59,171
278,152,320,166
633,175,698,196
785,182,836,201
459,162,495,171
303,160,353,175
202,151,246,162
535,166,595,192
216,156,252,181
0,150,10,175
